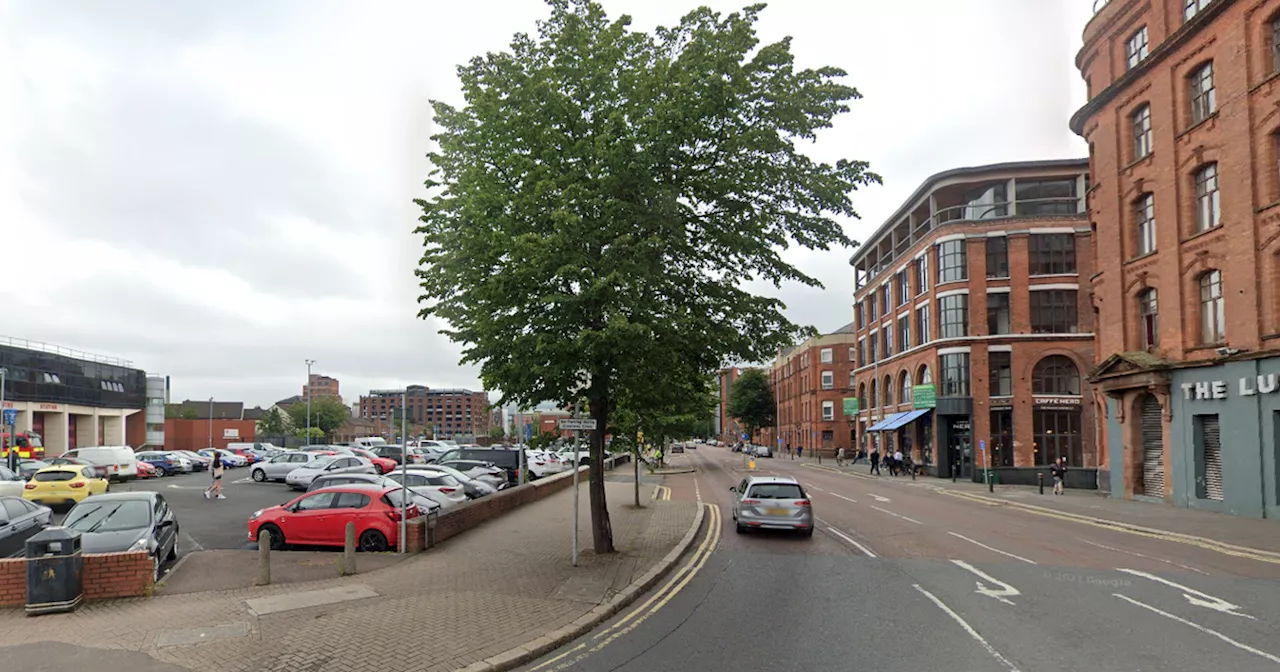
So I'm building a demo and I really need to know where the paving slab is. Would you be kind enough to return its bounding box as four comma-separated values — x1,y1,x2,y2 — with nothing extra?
155,622,252,648
245,583,379,616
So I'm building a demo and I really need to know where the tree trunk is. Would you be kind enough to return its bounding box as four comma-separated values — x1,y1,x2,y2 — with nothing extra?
588,396,615,554
633,442,641,507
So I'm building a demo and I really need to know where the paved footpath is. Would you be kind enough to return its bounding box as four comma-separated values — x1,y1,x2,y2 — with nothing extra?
0,479,698,672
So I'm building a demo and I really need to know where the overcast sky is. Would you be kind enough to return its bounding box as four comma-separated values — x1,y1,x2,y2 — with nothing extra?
0,0,1092,408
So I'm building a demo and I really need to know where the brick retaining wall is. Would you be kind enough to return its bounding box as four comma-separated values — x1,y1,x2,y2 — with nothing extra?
0,551,154,607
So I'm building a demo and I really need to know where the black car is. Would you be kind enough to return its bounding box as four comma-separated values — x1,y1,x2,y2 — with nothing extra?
62,492,179,581
0,496,53,557
437,448,524,485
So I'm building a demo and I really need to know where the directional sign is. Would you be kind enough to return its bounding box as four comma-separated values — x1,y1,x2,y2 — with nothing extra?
979,439,986,451
558,418,598,431
2,409,15,426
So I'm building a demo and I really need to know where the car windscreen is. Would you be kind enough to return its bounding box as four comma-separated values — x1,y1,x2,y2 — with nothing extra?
64,499,152,533
745,483,805,500
33,470,78,482
308,456,335,469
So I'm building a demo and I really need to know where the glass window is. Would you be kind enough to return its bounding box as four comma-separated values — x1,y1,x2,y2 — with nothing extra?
855,302,864,330
857,339,866,368
1032,355,1081,395
1184,0,1213,22
919,365,932,385
938,294,969,339
849,370,856,389
985,236,1009,279
869,380,878,408
1194,163,1221,232
868,332,877,363
987,293,1011,335
1126,26,1149,69
916,305,930,344
990,410,1014,467
297,492,337,511
915,256,929,295
882,324,893,357
896,269,909,306
989,351,1013,397
937,240,967,284
881,285,891,315
821,371,833,390
900,371,913,404
868,293,878,322
1135,193,1156,255
1139,289,1159,349
1273,16,1280,73
1034,409,1082,466
1029,234,1077,275
1016,179,1078,216
1132,105,1152,160
1030,290,1079,334
848,346,856,362
1190,61,1216,124
1199,270,1225,343
883,376,894,406
898,314,910,352
857,383,866,408
939,353,970,397
963,183,1007,220
332,492,372,509
820,348,833,364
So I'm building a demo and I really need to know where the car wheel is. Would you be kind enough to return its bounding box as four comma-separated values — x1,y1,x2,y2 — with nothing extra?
153,554,163,583
735,523,746,535
251,469,266,483
259,524,286,550
803,528,814,538
167,534,179,561
358,529,388,553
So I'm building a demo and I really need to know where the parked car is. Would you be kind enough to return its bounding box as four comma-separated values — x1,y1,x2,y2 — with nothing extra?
61,446,138,482
135,451,187,476
135,460,158,479
381,468,468,510
307,473,442,515
248,484,421,552
437,448,523,485
41,456,107,479
404,464,498,499
172,450,211,471
347,447,397,475
0,466,25,496
372,444,422,466
284,455,376,490
251,451,329,483
436,459,509,490
729,476,813,537
223,446,260,465
22,465,110,508
0,496,53,557
62,492,179,581
198,448,246,467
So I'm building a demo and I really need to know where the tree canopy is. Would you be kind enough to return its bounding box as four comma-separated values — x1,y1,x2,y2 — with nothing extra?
256,408,291,437
727,368,775,440
415,0,878,552
286,397,349,436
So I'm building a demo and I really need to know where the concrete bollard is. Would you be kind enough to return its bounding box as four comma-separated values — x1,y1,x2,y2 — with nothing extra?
339,521,357,576
254,530,271,586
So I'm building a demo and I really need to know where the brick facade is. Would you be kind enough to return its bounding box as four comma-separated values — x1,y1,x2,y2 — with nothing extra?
715,367,741,444
0,551,154,607
768,329,858,457
848,160,1098,484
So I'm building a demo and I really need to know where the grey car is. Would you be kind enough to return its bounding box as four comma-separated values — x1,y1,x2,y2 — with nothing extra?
252,451,327,483
729,476,814,537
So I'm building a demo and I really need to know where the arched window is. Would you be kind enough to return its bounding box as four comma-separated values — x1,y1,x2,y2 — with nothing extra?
1032,355,1081,396
870,379,878,408
858,383,866,409
900,370,913,404
1138,288,1158,349
883,375,893,406
918,364,932,386
1198,269,1225,344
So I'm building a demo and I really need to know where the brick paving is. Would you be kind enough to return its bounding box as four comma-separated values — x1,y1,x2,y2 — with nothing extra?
0,479,698,672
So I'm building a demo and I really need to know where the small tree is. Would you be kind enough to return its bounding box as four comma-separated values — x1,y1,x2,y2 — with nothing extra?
727,369,774,440
488,426,506,439
293,427,325,440
257,408,290,437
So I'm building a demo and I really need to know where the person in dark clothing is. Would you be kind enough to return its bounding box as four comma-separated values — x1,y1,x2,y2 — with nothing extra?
1050,457,1067,495
869,448,881,475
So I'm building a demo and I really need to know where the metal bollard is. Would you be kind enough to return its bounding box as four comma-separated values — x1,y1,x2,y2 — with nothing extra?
911,465,916,481
339,521,357,576
1038,472,1044,495
952,462,958,483
254,530,271,586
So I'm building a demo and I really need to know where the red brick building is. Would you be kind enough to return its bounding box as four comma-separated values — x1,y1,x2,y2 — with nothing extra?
303,373,341,403
766,325,858,457
849,160,1098,485
1073,0,1280,517
358,386,492,440
715,367,742,443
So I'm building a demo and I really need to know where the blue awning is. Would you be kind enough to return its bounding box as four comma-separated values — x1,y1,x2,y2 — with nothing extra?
878,408,932,432
866,412,908,432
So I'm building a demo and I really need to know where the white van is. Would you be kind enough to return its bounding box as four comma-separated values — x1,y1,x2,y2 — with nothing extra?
351,437,387,449
63,445,138,482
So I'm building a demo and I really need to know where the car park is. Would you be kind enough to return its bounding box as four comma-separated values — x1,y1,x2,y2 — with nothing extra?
135,450,189,476
404,464,498,498
23,464,110,508
251,451,328,483
0,496,53,557
62,445,138,482
306,473,443,515
248,483,421,552
729,476,813,537
198,448,247,467
347,447,397,475
284,455,376,490
223,446,260,465
62,491,180,581
172,450,211,471
437,448,523,484
371,444,423,466
381,468,468,510
437,459,510,489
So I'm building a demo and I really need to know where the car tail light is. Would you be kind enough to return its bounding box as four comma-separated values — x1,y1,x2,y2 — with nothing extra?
386,510,402,522
70,482,86,489
741,499,760,505
24,483,35,490
439,487,457,494
794,500,811,507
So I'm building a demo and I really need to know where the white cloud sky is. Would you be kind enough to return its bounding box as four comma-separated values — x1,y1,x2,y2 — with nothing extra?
0,0,1093,407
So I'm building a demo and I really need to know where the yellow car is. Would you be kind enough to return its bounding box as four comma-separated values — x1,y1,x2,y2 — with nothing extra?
23,465,109,507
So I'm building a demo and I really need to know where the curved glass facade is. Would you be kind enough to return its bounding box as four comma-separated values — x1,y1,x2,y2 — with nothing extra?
0,345,145,409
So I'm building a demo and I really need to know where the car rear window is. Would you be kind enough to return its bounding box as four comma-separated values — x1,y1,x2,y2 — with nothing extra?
444,450,518,467
746,483,805,500
34,470,78,482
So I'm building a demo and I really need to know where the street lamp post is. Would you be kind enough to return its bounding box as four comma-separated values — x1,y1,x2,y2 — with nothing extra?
207,397,214,448
1,367,12,471
305,359,316,446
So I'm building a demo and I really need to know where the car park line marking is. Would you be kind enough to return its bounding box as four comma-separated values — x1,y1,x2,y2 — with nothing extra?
816,520,876,558
1115,569,1253,619
1078,538,1209,575
950,559,1021,605
948,532,1037,565
913,584,1022,671
1113,593,1280,664
870,505,922,525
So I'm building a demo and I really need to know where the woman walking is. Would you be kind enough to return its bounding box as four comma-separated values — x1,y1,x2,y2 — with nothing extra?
204,454,226,500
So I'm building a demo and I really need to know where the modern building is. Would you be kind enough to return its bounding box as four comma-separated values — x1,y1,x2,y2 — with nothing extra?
716,367,742,443
303,373,341,403
1073,0,1280,517
767,324,858,457
0,336,146,454
848,160,1097,485
143,375,169,449
358,385,491,440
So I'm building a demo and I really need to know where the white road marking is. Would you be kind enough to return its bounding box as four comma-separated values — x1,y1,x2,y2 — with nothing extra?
1078,538,1208,575
166,484,208,490
1116,568,1254,619
950,559,1021,605
180,530,205,552
829,492,858,504
871,505,922,525
816,518,877,558
948,532,1038,565
1114,594,1280,664
694,477,701,504
913,584,1022,671
868,493,891,502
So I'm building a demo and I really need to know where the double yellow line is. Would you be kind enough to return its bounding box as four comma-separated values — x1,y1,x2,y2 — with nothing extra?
651,485,672,501
529,503,723,671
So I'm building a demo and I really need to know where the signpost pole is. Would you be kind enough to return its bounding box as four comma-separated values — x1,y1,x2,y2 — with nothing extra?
0,368,12,472
400,389,408,554
571,402,580,567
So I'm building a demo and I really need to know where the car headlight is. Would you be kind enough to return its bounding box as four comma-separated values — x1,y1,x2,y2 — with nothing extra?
129,538,149,552
250,509,263,520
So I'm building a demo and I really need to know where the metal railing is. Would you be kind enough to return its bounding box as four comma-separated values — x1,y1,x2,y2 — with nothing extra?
0,336,134,367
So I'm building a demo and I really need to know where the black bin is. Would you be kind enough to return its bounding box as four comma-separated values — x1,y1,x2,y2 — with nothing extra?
25,527,84,616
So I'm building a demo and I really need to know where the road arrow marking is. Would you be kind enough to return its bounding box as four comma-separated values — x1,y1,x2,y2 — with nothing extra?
868,493,890,502
951,559,1020,605
1116,568,1254,619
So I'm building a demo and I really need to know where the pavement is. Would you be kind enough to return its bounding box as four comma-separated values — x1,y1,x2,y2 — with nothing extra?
518,446,1280,672
0,474,700,672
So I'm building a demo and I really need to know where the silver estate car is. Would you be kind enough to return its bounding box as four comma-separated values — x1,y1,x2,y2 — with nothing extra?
729,476,814,537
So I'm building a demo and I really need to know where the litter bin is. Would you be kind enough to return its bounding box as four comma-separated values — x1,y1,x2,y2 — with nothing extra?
25,527,84,616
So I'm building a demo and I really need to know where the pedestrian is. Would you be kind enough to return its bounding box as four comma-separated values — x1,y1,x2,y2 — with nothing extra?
786,442,792,459
869,448,881,475
893,449,904,476
836,447,846,467
796,445,803,459
1050,457,1067,495
204,454,226,500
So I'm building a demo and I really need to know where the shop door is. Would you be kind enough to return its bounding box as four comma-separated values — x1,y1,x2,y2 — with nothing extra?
67,415,78,452
31,413,44,437
947,419,972,479
1200,416,1223,501
1139,395,1165,498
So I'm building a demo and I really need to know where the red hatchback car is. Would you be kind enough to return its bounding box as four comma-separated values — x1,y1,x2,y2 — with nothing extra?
348,448,397,475
248,484,420,553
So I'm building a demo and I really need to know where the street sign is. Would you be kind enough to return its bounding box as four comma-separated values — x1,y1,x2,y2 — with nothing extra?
979,439,986,451
558,418,598,431
2,409,14,425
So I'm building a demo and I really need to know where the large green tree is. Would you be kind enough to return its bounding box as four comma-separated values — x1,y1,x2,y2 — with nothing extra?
256,407,291,437
727,368,775,440
286,397,349,437
415,0,878,552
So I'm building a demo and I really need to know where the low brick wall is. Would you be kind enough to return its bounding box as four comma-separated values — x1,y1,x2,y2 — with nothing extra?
0,551,155,607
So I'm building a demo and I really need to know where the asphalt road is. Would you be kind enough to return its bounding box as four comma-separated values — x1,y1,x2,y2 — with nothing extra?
519,446,1280,672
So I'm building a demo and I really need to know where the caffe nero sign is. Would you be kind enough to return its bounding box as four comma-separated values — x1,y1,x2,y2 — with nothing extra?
1182,374,1280,401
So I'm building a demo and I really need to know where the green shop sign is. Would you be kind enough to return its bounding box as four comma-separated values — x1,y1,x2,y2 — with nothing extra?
842,397,860,416
912,385,937,409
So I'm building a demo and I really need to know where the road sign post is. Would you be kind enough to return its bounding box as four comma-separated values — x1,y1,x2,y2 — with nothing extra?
558,415,597,567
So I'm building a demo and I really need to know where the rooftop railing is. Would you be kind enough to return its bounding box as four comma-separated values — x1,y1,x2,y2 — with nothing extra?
0,335,134,368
